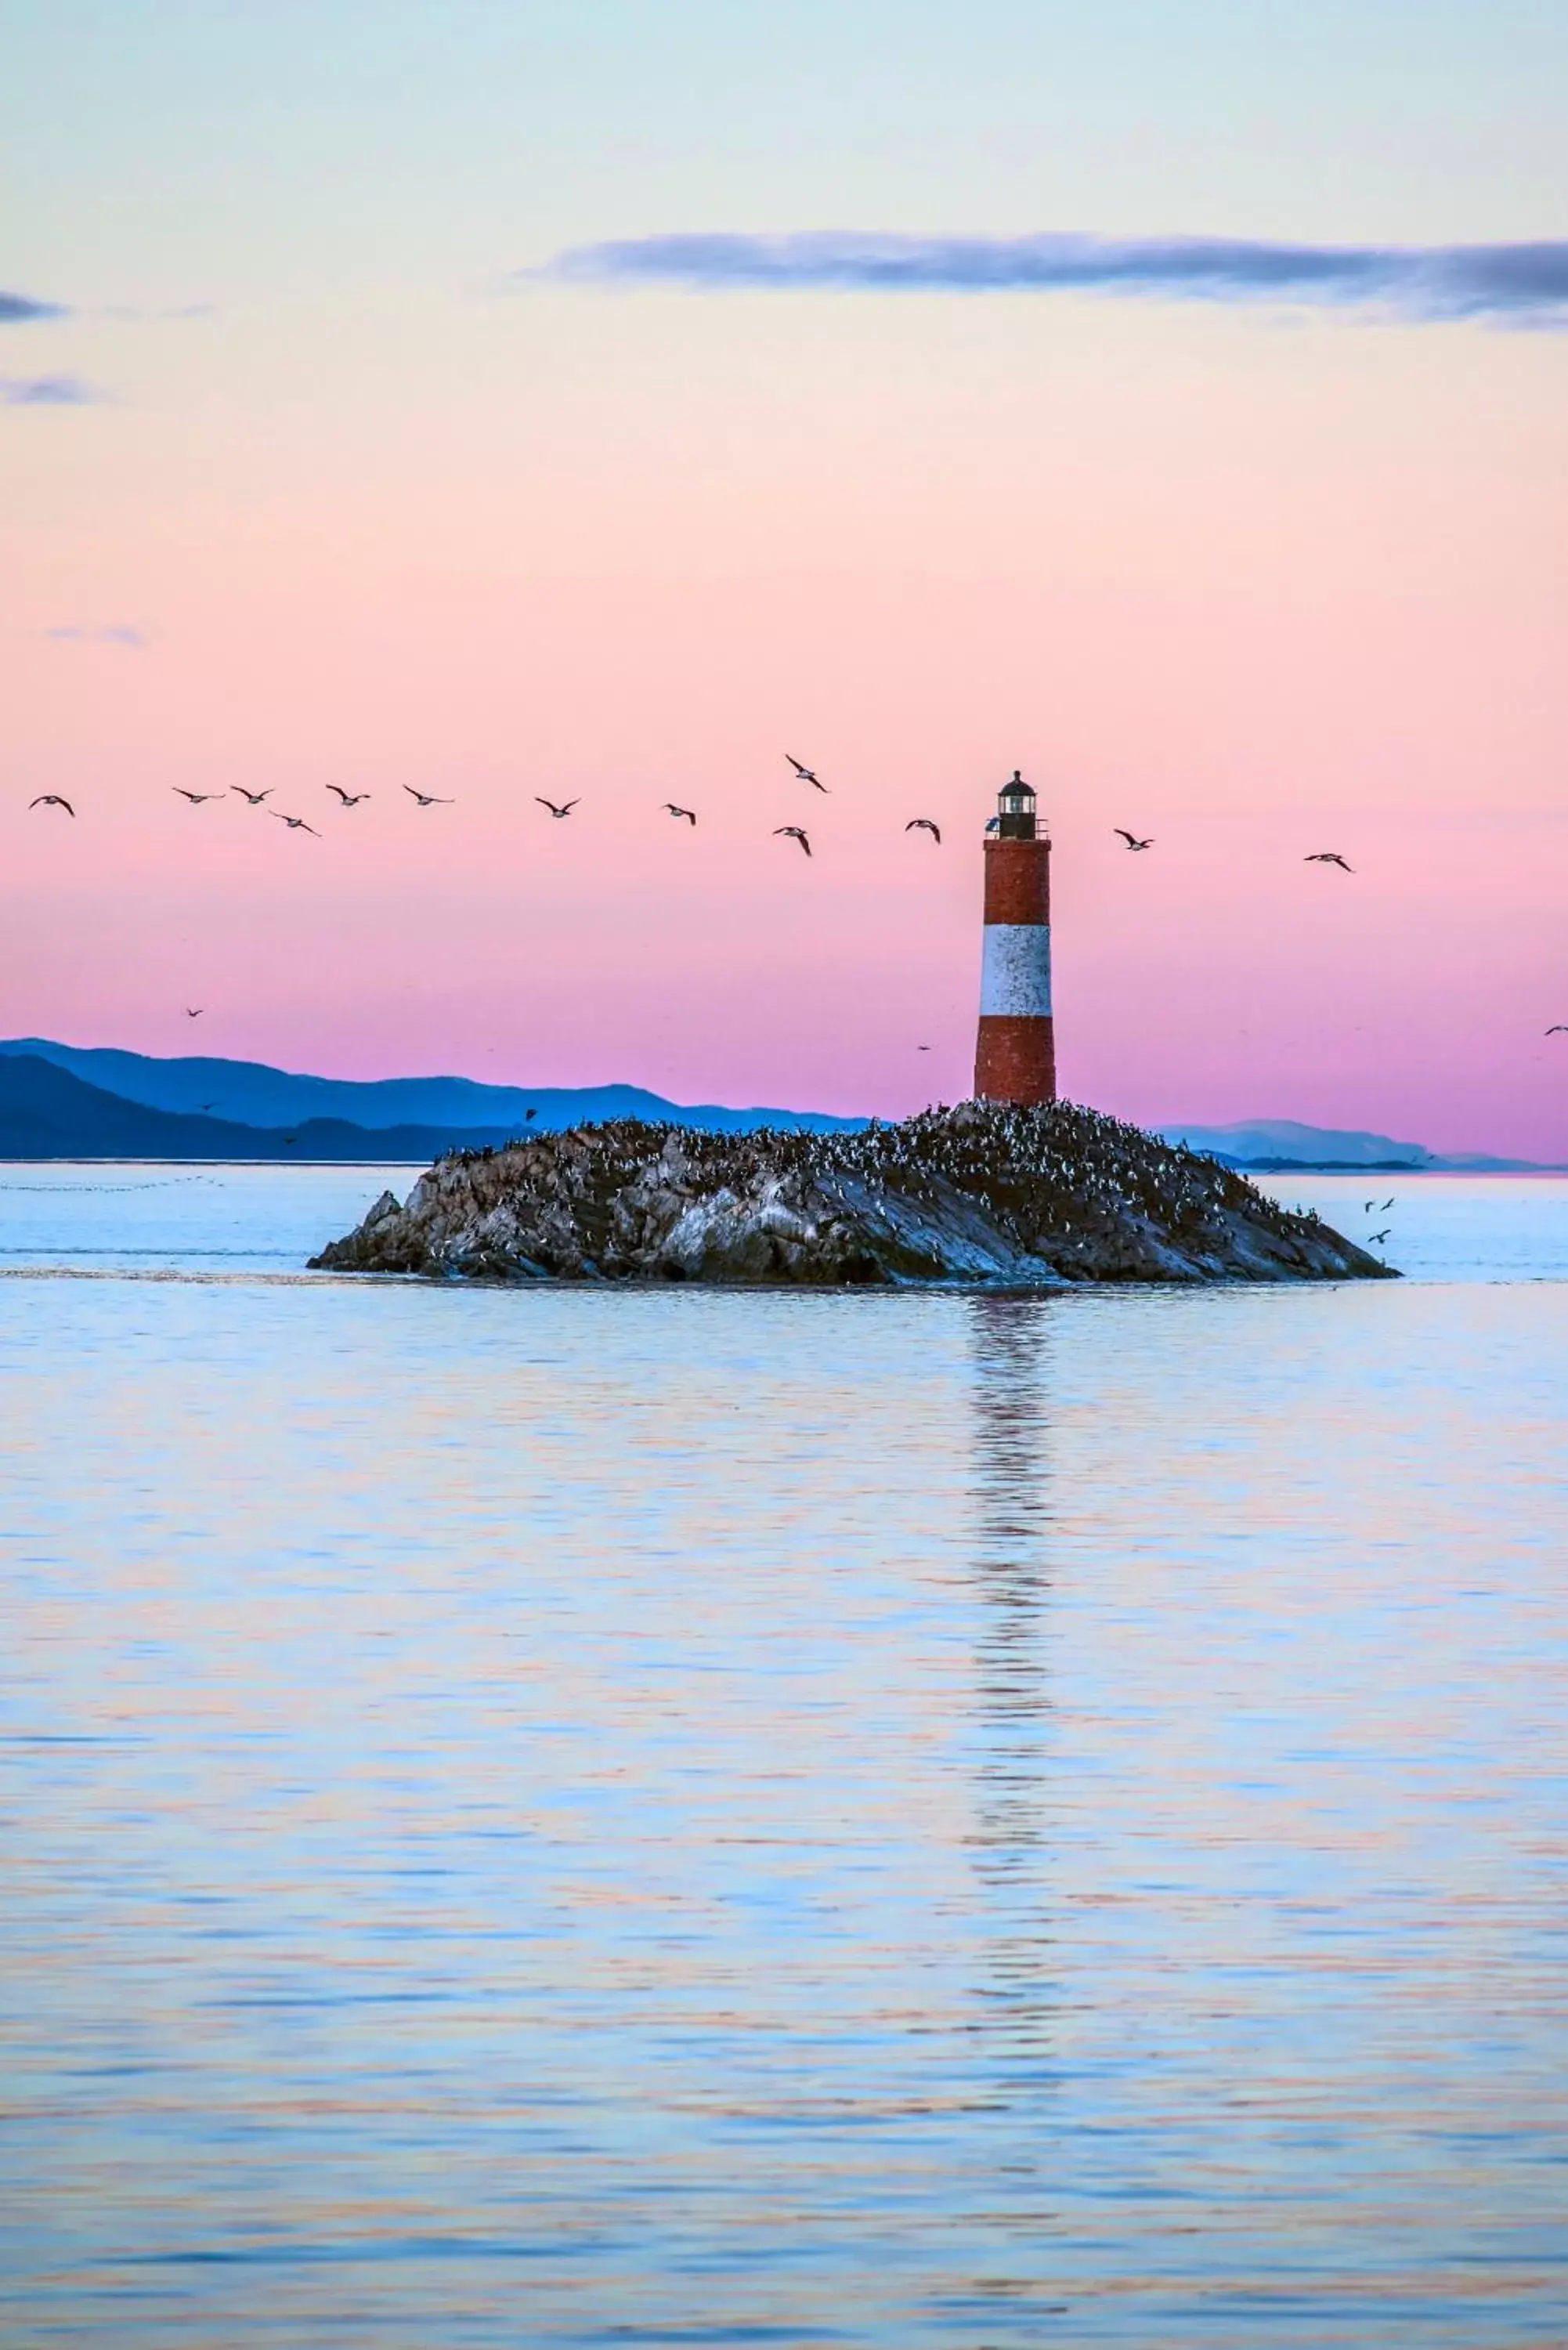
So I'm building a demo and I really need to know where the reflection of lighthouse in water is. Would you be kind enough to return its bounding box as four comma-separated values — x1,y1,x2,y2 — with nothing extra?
965,1295,1056,2099
973,770,1055,1107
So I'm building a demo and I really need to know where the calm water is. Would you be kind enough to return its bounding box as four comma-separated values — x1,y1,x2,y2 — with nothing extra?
2,1169,1565,2345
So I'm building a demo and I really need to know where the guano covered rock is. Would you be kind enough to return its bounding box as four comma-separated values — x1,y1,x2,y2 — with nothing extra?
309,1102,1395,1286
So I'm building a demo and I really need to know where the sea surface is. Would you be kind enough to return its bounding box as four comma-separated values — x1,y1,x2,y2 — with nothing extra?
2,1167,1565,2345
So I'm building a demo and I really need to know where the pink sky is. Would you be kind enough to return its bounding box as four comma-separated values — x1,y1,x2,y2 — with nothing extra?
3,8,1566,1155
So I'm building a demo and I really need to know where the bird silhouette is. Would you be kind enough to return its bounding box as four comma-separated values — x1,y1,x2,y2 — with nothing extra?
29,794,74,815
173,789,223,804
230,787,272,806
272,813,320,835
663,804,697,825
916,1044,930,1052
786,756,827,792
905,819,941,843
1369,1228,1391,1246
775,826,811,857
404,786,452,807
1305,852,1353,872
186,1007,204,1018
1114,829,1154,851
1547,1025,1568,1036
536,798,578,819
327,786,370,805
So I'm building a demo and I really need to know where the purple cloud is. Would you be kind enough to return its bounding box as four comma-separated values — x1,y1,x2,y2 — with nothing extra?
538,232,1568,324
0,291,68,324
45,625,146,647
1,374,105,406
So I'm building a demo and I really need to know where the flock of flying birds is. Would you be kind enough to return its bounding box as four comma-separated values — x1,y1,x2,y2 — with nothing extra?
20,751,1355,872
27,781,444,833
23,757,1568,1043
23,752,929,861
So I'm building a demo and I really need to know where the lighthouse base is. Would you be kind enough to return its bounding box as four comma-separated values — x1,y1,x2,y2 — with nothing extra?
974,1015,1057,1107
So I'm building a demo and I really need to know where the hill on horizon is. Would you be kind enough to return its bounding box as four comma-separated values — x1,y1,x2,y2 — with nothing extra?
1158,1117,1435,1168
0,1039,866,1138
1158,1117,1548,1173
0,1054,544,1163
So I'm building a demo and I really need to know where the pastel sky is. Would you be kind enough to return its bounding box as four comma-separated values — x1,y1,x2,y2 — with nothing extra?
3,0,1566,1153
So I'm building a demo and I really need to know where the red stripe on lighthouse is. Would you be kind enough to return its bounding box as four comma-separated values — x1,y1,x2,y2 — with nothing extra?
981,841,1050,926
974,1014,1056,1104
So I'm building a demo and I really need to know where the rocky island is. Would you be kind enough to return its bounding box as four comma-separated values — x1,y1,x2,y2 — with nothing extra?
310,1101,1394,1286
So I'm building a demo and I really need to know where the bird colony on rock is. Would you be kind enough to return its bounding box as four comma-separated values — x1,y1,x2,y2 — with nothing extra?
313,1101,1397,1288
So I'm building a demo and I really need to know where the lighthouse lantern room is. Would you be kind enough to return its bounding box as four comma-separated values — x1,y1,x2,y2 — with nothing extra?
995,769,1037,837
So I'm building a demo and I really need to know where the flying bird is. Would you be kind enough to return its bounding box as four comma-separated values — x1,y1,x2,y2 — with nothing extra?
905,819,941,843
29,794,74,815
186,1007,204,1018
1547,1025,1568,1036
327,786,370,806
404,787,453,807
272,813,320,835
775,826,811,857
1305,852,1354,872
1115,830,1154,851
916,1044,930,1052
536,798,578,819
786,756,828,792
1368,1229,1391,1246
173,788,223,804
663,804,697,825
230,787,272,806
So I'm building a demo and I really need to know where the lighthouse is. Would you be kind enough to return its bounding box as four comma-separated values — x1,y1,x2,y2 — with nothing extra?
972,769,1056,1106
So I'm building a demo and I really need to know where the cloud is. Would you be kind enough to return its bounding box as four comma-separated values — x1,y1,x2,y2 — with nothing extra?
0,374,106,406
100,301,216,323
538,232,1568,324
45,624,146,647
0,290,68,324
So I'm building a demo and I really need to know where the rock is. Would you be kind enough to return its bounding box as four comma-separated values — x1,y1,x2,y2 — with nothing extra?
309,1103,1396,1286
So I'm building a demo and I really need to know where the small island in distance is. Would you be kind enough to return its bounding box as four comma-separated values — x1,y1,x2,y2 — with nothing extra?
311,1102,1395,1287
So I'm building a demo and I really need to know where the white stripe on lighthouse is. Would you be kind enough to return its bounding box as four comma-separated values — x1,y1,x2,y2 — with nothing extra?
980,924,1053,1018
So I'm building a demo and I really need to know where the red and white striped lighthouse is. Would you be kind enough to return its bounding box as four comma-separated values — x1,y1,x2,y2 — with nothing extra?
972,769,1056,1106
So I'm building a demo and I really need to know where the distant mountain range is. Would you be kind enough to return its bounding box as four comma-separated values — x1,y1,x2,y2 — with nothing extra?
0,1054,523,1163
0,1042,1550,1168
0,1041,864,1161
1155,1118,1552,1173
